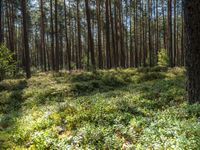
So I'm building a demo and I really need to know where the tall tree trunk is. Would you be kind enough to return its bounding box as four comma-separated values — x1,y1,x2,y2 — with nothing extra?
148,0,153,67
55,0,59,71
21,0,31,78
46,33,50,70
96,0,103,69
50,0,55,70
114,2,119,67
168,0,173,67
156,0,159,65
135,0,138,67
125,0,129,67
181,2,184,66
129,0,134,67
174,0,177,66
143,3,148,67
109,0,116,68
162,0,166,49
105,0,111,69
64,0,71,71
59,23,63,69
119,0,125,68
139,1,142,67
40,0,46,71
77,0,82,69
184,0,200,103
85,0,95,70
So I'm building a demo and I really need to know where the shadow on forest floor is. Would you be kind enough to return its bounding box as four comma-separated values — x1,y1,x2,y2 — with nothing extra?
1,67,196,150
52,67,170,97
0,80,27,147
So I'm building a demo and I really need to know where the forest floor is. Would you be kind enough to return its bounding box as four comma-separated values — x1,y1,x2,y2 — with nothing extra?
1,67,200,149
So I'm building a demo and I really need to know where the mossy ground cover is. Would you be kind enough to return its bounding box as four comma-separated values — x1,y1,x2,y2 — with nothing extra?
1,67,200,149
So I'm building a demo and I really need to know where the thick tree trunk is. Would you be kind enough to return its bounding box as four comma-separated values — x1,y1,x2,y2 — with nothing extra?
64,0,71,71
21,0,31,78
85,0,95,70
40,0,46,71
105,0,111,69
134,0,138,67
184,0,200,103
119,0,125,68
174,0,177,66
109,0,116,68
96,0,103,69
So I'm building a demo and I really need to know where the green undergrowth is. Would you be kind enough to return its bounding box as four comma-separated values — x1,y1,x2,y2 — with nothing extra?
1,67,200,149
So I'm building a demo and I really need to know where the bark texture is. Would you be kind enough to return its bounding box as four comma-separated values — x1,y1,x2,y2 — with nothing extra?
184,0,200,103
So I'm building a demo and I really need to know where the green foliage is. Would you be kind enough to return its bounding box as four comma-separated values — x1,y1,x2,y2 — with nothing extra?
158,49,169,67
1,68,200,149
71,70,130,95
0,44,16,81
138,72,166,83
187,103,200,117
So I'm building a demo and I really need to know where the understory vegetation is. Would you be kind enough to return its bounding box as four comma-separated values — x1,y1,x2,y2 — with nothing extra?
1,67,200,149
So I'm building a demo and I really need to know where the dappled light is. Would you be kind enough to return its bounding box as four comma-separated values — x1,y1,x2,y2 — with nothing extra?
1,0,200,149
1,68,200,149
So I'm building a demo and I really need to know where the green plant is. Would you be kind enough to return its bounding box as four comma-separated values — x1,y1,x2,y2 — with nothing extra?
2,68,200,149
138,72,166,83
0,44,16,81
158,49,169,67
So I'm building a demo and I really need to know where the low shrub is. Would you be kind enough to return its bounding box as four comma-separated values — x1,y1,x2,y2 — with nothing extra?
0,44,16,81
138,72,166,83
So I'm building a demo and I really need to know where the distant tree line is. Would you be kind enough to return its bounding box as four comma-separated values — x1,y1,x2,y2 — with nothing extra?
0,0,184,77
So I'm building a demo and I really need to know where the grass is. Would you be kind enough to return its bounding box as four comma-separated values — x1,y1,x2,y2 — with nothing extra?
1,67,200,149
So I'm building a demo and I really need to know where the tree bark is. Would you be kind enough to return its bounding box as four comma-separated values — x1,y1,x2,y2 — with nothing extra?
105,0,111,69
184,0,200,103
96,0,103,69
109,0,116,68
21,0,31,78
114,2,119,67
148,0,153,67
119,0,125,68
85,0,95,70
55,0,59,71
174,0,177,66
181,1,185,66
162,0,166,50
50,0,55,70
40,0,46,71
129,0,134,67
77,0,82,69
64,0,71,71
168,0,173,67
